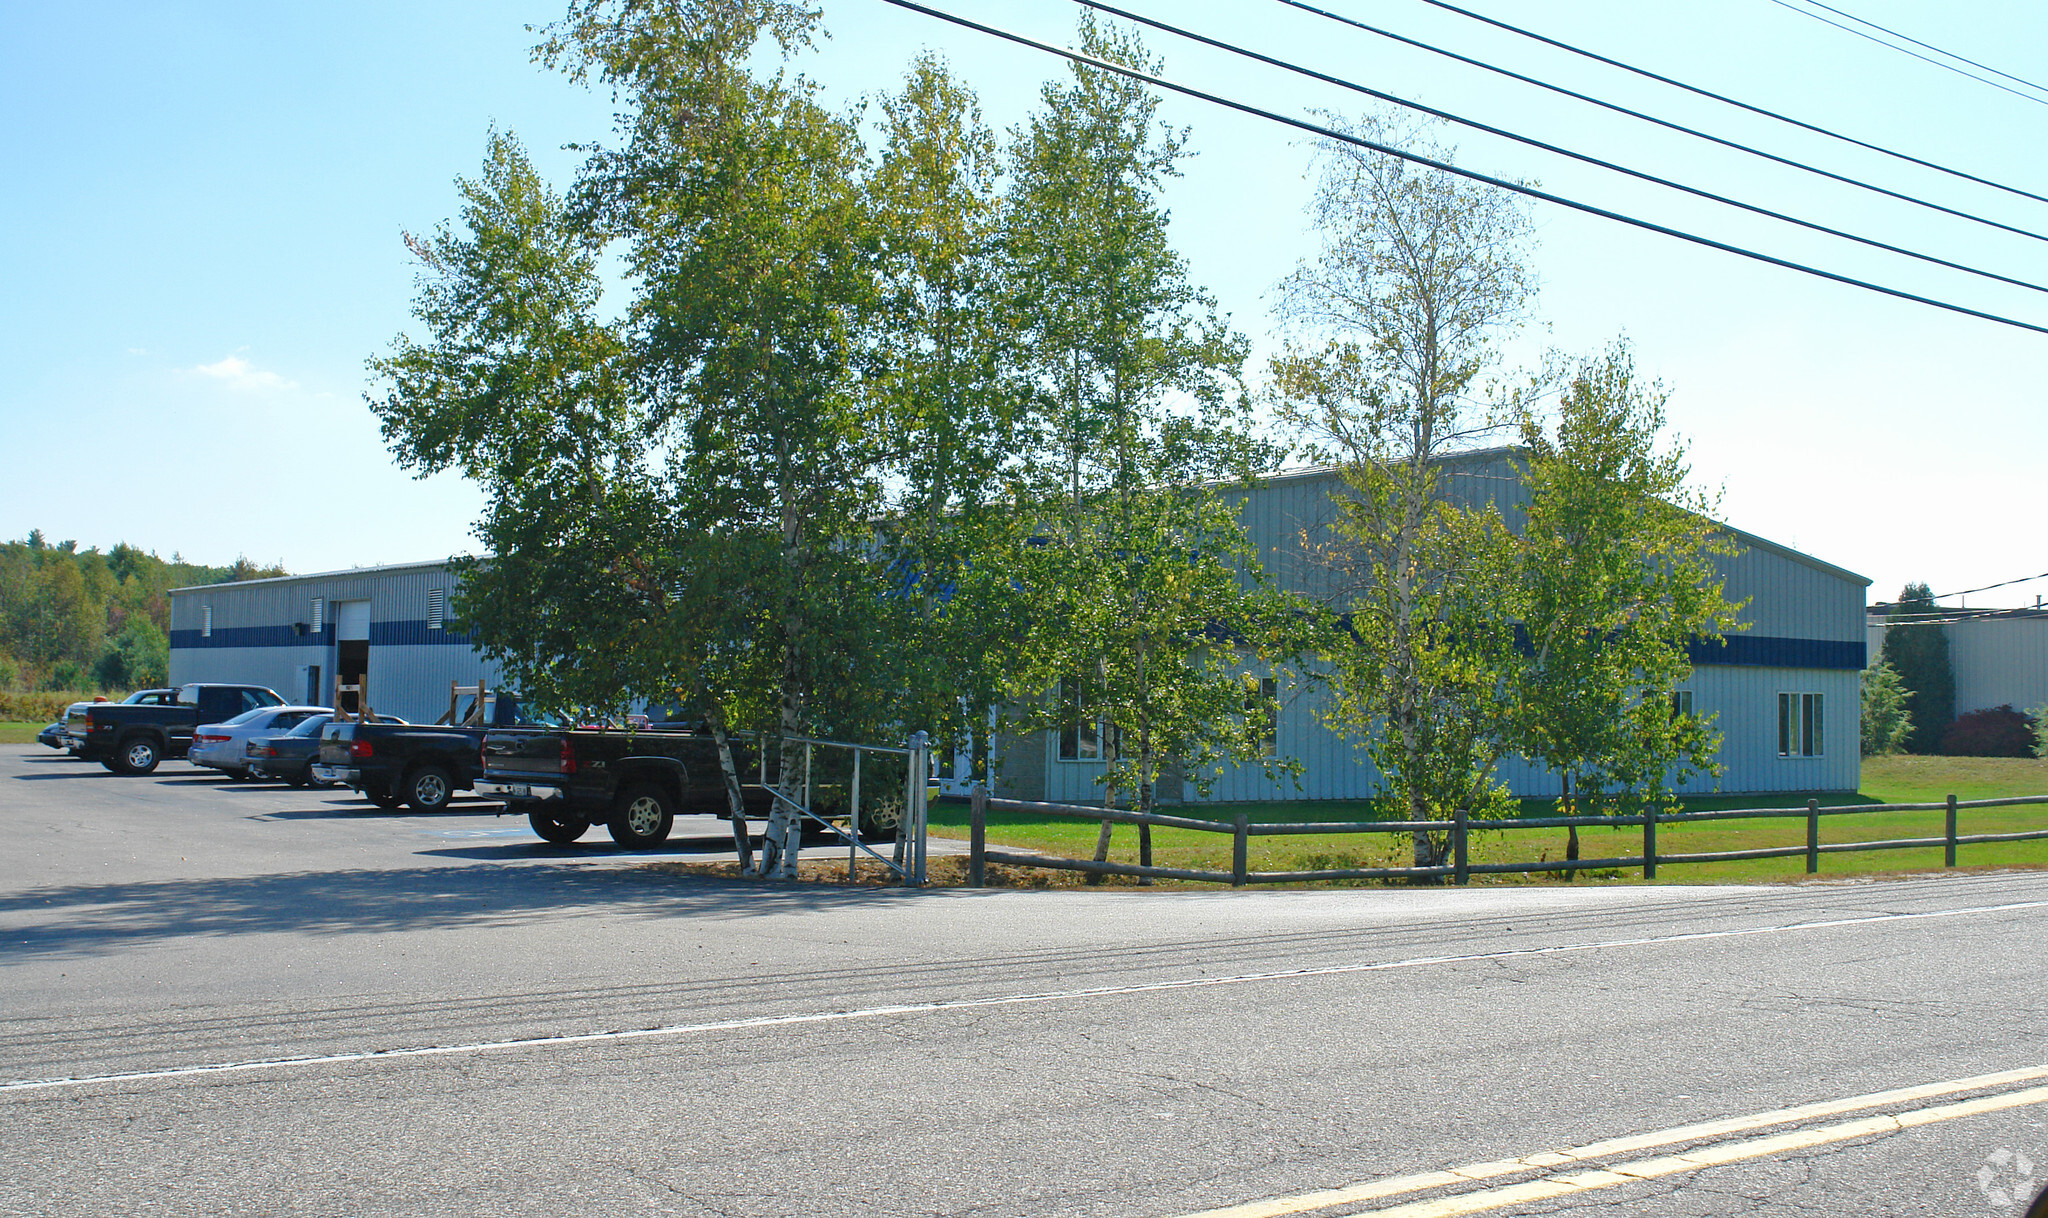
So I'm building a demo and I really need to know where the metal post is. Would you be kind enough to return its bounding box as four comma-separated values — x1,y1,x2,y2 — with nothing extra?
1232,813,1249,887
1945,794,1958,868
906,731,929,886
1805,798,1820,875
1643,805,1658,881
970,783,987,889
804,742,813,819
849,748,861,881
1449,810,1466,888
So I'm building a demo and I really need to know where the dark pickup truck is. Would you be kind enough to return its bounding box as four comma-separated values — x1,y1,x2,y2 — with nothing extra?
477,727,774,847
69,683,286,774
312,715,506,812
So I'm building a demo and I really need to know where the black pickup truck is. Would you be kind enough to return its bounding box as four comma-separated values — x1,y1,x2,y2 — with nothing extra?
477,726,775,847
312,716,503,812
69,683,285,774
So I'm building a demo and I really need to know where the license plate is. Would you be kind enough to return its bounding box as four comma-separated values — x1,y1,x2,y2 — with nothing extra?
508,784,531,798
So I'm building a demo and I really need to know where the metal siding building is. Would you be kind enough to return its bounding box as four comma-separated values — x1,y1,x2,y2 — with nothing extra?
169,561,502,725
1006,455,1869,803
1868,610,2048,726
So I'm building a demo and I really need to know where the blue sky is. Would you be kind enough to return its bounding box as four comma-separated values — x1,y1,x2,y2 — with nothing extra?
3,1,2044,607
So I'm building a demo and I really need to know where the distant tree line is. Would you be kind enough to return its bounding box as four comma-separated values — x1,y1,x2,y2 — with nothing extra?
0,531,284,696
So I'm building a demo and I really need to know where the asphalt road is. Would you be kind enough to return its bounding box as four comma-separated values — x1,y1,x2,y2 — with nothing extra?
2,743,2044,1217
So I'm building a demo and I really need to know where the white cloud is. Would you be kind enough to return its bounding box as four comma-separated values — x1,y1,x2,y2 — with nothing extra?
191,354,298,392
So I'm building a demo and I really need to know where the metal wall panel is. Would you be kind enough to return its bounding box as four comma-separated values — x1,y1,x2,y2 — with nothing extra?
1946,617,2048,716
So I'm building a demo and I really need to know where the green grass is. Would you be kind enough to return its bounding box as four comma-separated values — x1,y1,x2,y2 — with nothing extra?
0,721,49,745
929,753,2048,887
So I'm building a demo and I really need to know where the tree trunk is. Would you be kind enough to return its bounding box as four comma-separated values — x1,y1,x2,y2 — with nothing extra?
710,717,753,872
1562,773,1580,882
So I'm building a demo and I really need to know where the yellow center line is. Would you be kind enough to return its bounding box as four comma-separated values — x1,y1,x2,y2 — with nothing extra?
1172,1066,2048,1218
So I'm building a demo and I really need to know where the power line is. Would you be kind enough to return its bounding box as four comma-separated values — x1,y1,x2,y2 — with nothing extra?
1406,0,2048,208
1270,0,2048,247
1929,570,2048,601
875,0,2048,338
1769,0,2048,105
1076,0,2048,296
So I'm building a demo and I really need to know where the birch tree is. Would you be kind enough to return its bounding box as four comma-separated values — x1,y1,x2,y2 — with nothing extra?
1505,342,1742,870
1004,16,1315,859
1272,111,1536,864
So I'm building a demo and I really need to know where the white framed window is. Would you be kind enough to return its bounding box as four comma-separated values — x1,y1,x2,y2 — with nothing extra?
1057,676,1110,761
1778,692,1824,758
1246,675,1279,757
202,604,212,638
1670,690,1693,719
311,598,324,632
427,588,445,630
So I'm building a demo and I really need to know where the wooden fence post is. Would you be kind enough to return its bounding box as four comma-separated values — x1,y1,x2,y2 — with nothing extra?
1643,804,1658,881
1453,807,1469,886
1232,813,1249,887
1945,794,1958,868
970,784,987,889
1805,798,1820,875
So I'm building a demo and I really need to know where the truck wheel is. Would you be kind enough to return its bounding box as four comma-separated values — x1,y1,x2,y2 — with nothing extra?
116,737,161,776
608,784,675,849
528,808,590,844
364,783,405,810
859,802,903,840
404,764,453,813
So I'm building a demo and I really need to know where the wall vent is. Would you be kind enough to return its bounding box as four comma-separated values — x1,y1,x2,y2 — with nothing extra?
427,588,445,630
311,598,324,632
202,605,213,638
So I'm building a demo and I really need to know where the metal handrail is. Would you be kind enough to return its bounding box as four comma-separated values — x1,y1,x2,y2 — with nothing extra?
764,785,909,880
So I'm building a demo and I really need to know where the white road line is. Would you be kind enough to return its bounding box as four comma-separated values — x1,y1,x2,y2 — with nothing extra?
1173,1066,2048,1217
4,897,2043,1095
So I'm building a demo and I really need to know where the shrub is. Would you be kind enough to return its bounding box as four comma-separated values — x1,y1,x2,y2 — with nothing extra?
0,690,100,723
1860,661,1912,756
1940,705,2037,758
2031,706,2048,760
44,660,90,693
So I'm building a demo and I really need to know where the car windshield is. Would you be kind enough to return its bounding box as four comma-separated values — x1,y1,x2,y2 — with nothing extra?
287,715,333,737
121,689,169,705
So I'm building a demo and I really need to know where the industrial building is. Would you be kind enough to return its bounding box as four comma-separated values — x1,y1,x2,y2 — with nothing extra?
168,561,502,726
1867,607,2048,725
171,451,1870,799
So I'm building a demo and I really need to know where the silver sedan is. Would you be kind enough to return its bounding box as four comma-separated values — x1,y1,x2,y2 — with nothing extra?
188,706,331,779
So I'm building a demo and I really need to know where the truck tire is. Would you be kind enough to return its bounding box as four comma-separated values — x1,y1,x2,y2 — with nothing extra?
404,764,454,813
528,808,590,844
608,784,675,849
115,736,161,776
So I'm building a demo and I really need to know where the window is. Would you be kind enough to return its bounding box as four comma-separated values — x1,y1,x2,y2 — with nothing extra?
1246,676,1279,757
1778,692,1824,757
1670,690,1693,719
1057,676,1109,761
202,605,212,638
427,588,445,630
311,598,324,632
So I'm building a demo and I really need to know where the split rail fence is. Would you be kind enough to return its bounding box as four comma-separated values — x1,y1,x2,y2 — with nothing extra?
964,788,2048,887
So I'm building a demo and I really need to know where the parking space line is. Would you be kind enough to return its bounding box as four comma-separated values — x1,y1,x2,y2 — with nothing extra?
1171,1071,2048,1218
4,900,2043,1095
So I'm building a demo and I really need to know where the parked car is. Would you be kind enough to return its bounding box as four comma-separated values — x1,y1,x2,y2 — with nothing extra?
477,724,776,847
245,713,336,787
312,715,519,813
189,705,331,780
38,722,67,750
68,683,285,774
58,688,177,754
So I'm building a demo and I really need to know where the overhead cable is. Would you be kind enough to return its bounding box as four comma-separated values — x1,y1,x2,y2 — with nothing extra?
1270,0,2048,246
875,0,2048,338
1768,0,2048,107
1928,570,2048,601
1076,0,2048,296
1407,0,2048,207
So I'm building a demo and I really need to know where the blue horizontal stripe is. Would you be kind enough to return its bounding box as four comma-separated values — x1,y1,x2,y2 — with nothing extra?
1689,635,1864,670
171,620,473,650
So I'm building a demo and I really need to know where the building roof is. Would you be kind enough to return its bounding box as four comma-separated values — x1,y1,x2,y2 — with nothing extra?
168,558,466,595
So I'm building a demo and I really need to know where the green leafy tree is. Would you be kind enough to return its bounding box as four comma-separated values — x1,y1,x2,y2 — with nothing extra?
1861,660,1913,756
1001,16,1314,866
1507,343,1742,869
1270,110,1536,865
95,617,170,691
1880,583,1954,753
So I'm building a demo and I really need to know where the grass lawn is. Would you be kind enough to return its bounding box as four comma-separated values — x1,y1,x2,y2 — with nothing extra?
0,721,50,745
927,753,2048,888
